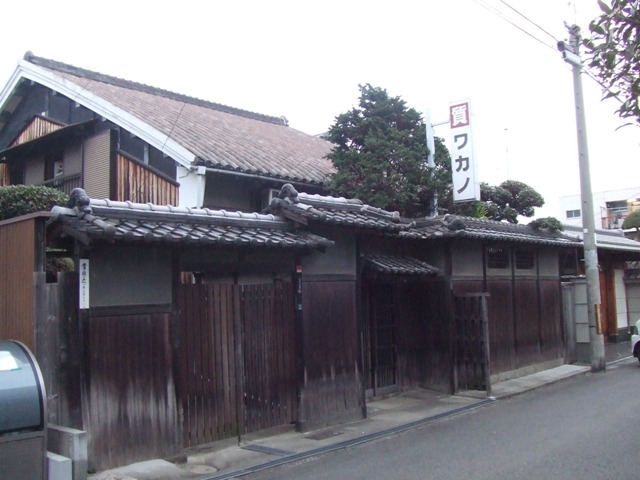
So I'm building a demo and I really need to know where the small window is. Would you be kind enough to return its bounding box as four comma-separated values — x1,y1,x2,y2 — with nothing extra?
487,247,509,269
515,250,535,270
566,209,581,219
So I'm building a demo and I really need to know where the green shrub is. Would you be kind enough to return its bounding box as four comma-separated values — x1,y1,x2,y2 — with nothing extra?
0,185,69,221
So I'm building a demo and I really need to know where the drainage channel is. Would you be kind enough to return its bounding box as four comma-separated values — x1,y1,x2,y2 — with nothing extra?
202,397,495,480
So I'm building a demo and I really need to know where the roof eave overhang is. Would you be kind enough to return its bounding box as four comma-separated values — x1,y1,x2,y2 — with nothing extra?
2,61,197,169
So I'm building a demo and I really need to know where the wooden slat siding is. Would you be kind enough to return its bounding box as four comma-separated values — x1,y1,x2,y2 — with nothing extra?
85,312,180,471
116,153,178,205
84,130,111,200
539,280,563,362
514,279,541,368
0,217,37,349
300,281,362,430
484,280,516,375
219,284,235,438
0,162,10,185
9,116,64,147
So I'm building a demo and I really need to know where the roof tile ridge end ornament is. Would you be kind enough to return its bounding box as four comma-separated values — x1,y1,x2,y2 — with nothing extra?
443,214,467,231
24,52,286,126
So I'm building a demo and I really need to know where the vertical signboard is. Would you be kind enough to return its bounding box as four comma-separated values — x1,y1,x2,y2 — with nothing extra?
449,100,479,203
79,259,90,309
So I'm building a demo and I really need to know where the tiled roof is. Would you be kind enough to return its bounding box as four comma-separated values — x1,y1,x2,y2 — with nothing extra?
364,254,440,276
22,54,335,185
267,189,410,233
563,225,640,253
405,215,581,247
49,191,333,250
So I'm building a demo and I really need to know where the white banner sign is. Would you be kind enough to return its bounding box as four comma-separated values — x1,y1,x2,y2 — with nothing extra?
449,100,479,203
79,259,90,309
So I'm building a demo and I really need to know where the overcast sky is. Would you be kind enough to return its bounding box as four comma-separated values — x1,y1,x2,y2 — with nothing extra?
1,0,638,219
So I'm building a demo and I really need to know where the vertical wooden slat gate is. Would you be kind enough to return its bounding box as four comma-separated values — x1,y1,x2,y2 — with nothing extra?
453,293,491,396
178,282,298,447
363,283,398,397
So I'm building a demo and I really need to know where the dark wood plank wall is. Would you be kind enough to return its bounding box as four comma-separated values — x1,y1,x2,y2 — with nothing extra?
116,153,178,205
0,217,37,349
454,276,564,377
393,281,450,392
84,311,180,471
37,273,83,429
513,279,541,368
299,280,363,430
177,283,298,447
539,279,564,361
485,280,516,375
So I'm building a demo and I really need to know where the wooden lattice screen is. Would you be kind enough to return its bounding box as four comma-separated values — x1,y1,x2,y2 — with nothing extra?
453,293,491,396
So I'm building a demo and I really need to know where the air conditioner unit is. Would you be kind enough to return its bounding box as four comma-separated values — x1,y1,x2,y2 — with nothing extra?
262,188,280,210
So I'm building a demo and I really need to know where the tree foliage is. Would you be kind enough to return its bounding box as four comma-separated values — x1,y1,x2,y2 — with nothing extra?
529,217,564,232
0,185,68,221
325,84,449,217
324,85,548,223
583,0,640,127
449,180,545,224
622,209,640,239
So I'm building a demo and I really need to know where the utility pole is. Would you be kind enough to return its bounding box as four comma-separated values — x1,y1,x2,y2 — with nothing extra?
558,24,606,372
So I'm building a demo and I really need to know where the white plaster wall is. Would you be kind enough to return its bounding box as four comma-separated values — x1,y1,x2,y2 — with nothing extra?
615,269,628,330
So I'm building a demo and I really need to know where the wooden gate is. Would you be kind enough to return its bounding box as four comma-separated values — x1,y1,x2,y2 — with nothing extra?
363,283,398,397
453,293,491,395
177,282,298,447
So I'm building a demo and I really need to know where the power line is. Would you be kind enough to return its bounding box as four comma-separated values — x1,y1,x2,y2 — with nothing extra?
498,0,561,43
472,0,557,52
473,0,623,104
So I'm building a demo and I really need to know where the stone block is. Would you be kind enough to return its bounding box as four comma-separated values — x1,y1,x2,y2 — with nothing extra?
48,451,72,480
48,424,87,480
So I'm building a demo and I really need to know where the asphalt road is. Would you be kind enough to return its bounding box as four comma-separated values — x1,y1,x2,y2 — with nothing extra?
244,358,640,480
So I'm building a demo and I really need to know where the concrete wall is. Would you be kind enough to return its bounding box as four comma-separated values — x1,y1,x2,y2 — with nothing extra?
626,279,640,325
615,269,629,331
563,278,590,363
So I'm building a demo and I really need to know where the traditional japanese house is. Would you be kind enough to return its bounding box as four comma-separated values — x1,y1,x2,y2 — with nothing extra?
1,52,631,473
0,52,333,209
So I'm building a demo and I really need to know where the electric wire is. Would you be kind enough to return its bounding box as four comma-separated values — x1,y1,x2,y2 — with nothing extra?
472,0,624,106
471,0,557,52
497,0,561,43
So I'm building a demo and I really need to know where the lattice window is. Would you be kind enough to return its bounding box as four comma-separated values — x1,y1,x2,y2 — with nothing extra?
486,247,509,269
